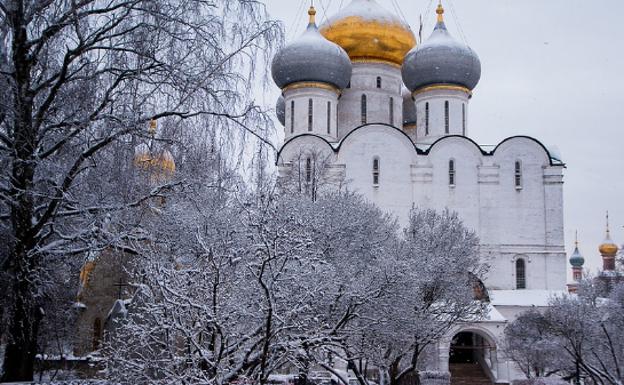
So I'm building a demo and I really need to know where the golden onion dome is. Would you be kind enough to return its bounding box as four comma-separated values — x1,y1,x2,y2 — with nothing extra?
599,213,619,256
319,0,416,67
133,144,176,180
133,120,176,183
599,238,619,256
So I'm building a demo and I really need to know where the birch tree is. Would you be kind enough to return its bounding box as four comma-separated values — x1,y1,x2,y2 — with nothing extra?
0,0,280,380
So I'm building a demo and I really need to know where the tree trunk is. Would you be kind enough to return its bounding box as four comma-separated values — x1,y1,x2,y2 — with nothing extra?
2,0,40,380
1,275,41,381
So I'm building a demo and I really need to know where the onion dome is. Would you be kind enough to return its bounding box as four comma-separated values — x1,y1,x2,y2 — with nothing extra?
569,234,585,268
272,7,352,90
320,0,416,67
402,3,481,93
276,95,285,126
402,89,416,127
133,120,176,182
599,212,619,256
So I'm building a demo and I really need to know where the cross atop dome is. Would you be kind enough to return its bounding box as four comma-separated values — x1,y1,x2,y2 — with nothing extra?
437,1,445,23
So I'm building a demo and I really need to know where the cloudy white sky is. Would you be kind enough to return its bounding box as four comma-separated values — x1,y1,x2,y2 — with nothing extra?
261,0,624,274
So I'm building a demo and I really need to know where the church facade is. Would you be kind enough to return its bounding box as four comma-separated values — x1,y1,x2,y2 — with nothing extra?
272,1,568,383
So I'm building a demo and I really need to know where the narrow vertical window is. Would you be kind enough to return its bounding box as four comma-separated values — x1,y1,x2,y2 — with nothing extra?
425,102,429,135
516,259,526,289
93,318,102,351
389,97,394,126
308,99,313,132
515,161,522,189
373,157,380,186
448,159,455,186
462,103,466,136
444,100,450,134
305,157,312,183
347,81,351,89
361,94,367,125
327,101,331,134
290,101,295,134
376,76,382,89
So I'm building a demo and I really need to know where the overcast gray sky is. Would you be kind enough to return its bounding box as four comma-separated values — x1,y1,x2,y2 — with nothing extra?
262,0,624,275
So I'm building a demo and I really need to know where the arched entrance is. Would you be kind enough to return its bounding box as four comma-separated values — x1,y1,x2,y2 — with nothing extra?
449,330,496,384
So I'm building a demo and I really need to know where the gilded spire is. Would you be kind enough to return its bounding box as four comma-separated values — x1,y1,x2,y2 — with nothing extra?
436,1,445,23
574,230,579,248
308,5,317,26
606,211,611,238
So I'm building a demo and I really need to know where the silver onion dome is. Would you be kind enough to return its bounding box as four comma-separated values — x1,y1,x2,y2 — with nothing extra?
272,7,352,90
276,95,285,126
402,4,481,93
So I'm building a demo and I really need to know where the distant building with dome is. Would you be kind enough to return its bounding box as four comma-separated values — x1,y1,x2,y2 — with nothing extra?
272,1,569,383
73,119,175,356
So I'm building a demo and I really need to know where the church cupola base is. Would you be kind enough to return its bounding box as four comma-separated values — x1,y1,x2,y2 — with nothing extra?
283,83,340,142
412,85,471,145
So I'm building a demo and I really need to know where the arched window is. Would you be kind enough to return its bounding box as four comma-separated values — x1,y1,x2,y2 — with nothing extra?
376,76,382,89
346,81,351,89
327,101,331,134
290,101,295,134
389,97,394,126
448,159,456,186
515,160,522,189
425,102,430,135
373,157,380,186
462,103,466,136
516,259,526,289
305,157,312,183
308,99,313,132
361,94,367,124
93,318,102,351
444,100,450,134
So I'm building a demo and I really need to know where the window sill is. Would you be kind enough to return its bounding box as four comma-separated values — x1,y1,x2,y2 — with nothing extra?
449,184,456,189
515,186,523,191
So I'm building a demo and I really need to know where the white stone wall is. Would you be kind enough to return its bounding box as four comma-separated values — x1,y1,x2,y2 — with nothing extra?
413,88,471,144
277,126,566,292
337,62,403,138
283,86,340,142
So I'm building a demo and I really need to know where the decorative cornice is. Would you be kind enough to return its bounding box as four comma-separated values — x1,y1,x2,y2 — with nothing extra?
283,81,341,95
412,84,472,97
351,57,402,69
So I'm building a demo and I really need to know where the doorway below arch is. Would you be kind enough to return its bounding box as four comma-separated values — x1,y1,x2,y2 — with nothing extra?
449,331,495,385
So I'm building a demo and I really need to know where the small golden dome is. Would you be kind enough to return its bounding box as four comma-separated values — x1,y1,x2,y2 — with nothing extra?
319,0,416,67
134,146,175,175
599,241,619,256
599,212,619,256
133,120,176,182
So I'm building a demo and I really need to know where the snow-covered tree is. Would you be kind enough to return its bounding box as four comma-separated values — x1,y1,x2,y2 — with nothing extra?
504,309,569,378
349,209,487,385
103,189,400,385
0,0,281,380
505,279,624,385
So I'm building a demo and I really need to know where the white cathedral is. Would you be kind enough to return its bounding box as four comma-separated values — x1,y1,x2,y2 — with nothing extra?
272,1,569,383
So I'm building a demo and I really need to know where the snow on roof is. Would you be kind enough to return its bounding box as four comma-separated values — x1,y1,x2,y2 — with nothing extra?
323,0,405,25
490,289,568,307
483,304,507,322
